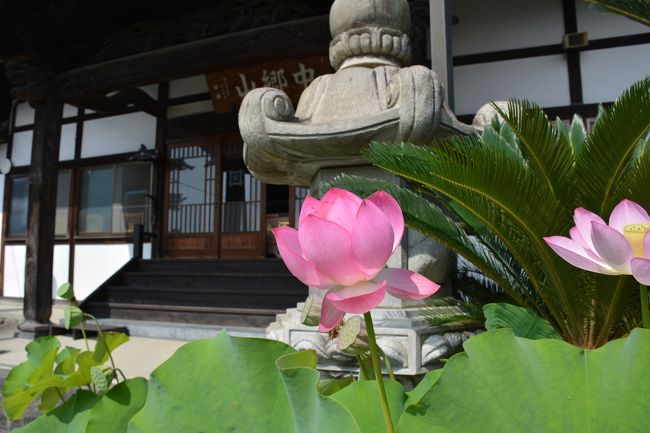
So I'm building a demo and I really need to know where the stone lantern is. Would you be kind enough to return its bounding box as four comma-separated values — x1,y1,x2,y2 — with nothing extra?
238,0,481,377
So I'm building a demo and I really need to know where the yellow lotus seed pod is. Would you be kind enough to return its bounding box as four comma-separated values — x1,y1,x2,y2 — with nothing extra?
624,224,650,257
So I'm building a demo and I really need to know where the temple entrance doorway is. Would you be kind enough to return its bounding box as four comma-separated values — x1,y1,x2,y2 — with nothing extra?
162,134,266,258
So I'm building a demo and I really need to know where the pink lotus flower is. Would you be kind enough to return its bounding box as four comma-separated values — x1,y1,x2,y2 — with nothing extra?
544,199,650,285
273,188,440,332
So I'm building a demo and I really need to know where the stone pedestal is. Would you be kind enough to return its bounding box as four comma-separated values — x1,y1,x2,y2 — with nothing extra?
268,303,480,377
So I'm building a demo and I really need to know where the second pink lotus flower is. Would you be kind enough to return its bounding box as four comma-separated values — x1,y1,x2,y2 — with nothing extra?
544,199,650,285
273,188,440,332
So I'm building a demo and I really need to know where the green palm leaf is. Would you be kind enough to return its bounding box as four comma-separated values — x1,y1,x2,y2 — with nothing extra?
583,0,650,26
483,303,562,340
576,76,650,214
364,139,579,339
495,100,576,207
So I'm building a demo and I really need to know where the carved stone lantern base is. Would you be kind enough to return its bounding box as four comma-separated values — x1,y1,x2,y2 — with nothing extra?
267,303,481,378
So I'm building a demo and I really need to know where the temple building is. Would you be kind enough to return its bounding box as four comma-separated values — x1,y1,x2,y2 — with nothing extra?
0,0,648,335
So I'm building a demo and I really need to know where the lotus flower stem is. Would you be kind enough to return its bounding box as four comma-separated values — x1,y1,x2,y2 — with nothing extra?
378,347,395,382
86,313,120,381
640,284,650,329
79,320,90,352
363,312,395,433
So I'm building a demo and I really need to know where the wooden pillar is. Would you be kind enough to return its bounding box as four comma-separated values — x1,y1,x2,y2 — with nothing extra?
17,99,63,337
153,82,169,258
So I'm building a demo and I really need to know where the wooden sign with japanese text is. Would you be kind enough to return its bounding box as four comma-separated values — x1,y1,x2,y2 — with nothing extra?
205,56,332,113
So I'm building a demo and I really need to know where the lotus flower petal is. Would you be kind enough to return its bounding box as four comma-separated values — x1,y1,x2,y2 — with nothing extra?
299,196,321,225
609,199,650,233
377,268,440,300
319,296,346,332
317,188,363,232
325,280,387,314
351,200,394,279
631,258,650,285
591,222,633,273
574,208,606,251
299,215,363,285
323,198,361,233
272,227,335,289
367,190,404,251
645,232,650,257
544,236,617,274
569,227,604,263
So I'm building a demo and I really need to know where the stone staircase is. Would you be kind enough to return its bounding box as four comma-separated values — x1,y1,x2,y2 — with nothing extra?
81,258,307,328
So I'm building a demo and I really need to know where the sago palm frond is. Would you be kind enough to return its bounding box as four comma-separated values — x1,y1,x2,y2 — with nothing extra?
582,0,650,26
495,100,577,208
364,139,580,339
577,76,650,215
613,133,650,208
591,274,639,345
419,296,482,327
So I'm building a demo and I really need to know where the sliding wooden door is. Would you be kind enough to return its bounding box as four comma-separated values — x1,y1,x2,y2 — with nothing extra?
163,135,265,258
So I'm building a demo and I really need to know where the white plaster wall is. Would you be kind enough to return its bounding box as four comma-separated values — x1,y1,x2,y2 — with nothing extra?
73,243,151,300
14,102,35,127
52,245,70,298
453,54,571,116
169,75,209,98
63,104,78,118
451,0,564,56
581,44,650,104
576,2,650,39
3,245,69,299
4,245,25,298
59,123,76,161
81,112,157,158
11,131,33,166
167,101,214,119
139,84,159,100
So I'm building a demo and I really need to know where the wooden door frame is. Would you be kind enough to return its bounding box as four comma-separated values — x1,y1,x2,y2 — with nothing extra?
161,135,221,258
217,132,266,259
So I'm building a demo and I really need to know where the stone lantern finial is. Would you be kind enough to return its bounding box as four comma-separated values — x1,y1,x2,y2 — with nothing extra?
329,0,412,70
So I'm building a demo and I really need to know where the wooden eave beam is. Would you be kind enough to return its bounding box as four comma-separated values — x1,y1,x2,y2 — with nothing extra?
51,15,330,102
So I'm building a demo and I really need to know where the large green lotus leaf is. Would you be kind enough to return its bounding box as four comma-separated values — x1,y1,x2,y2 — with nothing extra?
13,379,147,433
86,378,148,433
127,331,297,433
402,369,441,408
276,350,361,433
3,337,60,398
483,302,562,340
397,328,650,433
12,390,100,433
328,380,407,433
